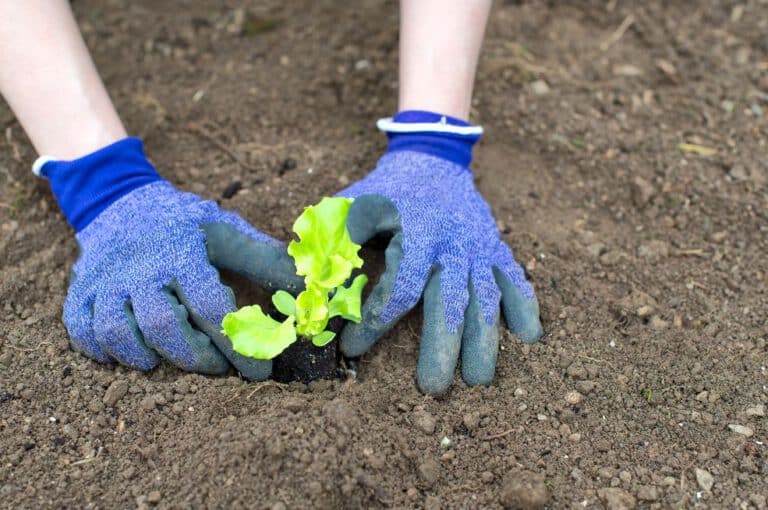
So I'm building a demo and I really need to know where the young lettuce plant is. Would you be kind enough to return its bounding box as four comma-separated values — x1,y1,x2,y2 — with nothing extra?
221,197,367,359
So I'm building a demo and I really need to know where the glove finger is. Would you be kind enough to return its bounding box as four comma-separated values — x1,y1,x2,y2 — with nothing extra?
416,269,464,395
340,232,427,357
63,276,113,364
131,288,230,374
345,194,401,245
203,222,303,295
460,282,500,387
93,292,159,371
493,266,543,343
171,275,273,381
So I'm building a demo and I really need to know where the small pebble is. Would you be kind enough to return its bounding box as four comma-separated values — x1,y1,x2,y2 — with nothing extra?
418,458,441,487
282,397,306,413
576,380,596,394
598,487,636,510
412,410,436,435
529,79,550,95
140,395,156,411
462,412,480,431
636,305,653,318
649,316,669,330
88,399,104,414
424,495,441,510
695,468,714,492
500,470,549,509
728,423,754,436
636,485,658,501
566,363,588,380
745,404,764,417
146,491,161,504
103,380,129,407
565,391,584,405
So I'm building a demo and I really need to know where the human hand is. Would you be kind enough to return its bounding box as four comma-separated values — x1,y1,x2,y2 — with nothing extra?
37,138,301,379
337,112,542,394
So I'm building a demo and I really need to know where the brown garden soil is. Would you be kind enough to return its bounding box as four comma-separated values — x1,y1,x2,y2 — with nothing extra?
1,0,767,508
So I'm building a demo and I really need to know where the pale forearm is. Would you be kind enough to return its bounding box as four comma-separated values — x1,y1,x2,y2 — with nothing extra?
398,0,492,120
0,0,126,159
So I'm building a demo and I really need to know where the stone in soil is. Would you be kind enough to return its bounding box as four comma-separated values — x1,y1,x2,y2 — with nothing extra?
636,485,658,502
412,409,437,435
500,470,549,509
103,380,129,407
565,391,584,405
695,468,714,492
462,412,480,432
418,458,441,487
727,423,754,436
597,487,636,510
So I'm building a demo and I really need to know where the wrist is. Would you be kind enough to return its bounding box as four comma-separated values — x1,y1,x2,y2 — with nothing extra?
378,110,482,167
33,137,163,232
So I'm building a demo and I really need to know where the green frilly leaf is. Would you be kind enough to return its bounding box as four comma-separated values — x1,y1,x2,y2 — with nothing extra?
287,197,363,291
294,286,330,337
221,305,296,360
328,274,368,323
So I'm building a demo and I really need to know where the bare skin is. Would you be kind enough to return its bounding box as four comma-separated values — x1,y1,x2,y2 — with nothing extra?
398,0,492,121
0,0,491,161
0,0,126,159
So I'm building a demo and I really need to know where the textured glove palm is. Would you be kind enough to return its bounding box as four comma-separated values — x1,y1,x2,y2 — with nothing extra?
338,118,542,394
38,139,300,379
65,182,301,379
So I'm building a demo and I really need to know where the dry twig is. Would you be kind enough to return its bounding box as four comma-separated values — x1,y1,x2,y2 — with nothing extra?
479,428,515,441
185,123,260,172
600,14,636,51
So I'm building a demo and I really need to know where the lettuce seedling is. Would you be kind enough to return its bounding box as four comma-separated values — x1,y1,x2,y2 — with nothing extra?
221,197,367,359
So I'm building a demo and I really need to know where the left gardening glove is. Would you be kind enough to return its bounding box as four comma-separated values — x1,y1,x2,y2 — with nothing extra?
337,111,543,395
35,137,301,380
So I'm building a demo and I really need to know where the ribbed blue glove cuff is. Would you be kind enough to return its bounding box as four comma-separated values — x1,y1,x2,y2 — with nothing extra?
377,110,483,167
32,137,163,232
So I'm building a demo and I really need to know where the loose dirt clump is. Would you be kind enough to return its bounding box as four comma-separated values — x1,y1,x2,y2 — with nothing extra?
1,1,766,508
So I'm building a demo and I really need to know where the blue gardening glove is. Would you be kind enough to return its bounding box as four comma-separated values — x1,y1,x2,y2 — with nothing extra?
337,111,543,394
34,138,301,380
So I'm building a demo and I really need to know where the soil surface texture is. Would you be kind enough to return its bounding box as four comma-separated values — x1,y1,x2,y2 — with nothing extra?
1,1,767,508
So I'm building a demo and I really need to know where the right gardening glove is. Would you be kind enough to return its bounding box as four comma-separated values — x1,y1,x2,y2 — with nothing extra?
34,138,302,380
337,110,543,395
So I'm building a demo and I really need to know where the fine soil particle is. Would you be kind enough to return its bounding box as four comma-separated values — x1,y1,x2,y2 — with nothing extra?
1,0,767,508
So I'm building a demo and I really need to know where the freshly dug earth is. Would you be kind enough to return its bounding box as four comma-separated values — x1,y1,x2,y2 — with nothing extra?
1,1,767,508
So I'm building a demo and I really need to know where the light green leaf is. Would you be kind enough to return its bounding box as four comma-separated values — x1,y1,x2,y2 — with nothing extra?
221,305,296,360
328,274,368,323
287,197,363,291
271,290,296,317
294,286,330,337
312,330,336,347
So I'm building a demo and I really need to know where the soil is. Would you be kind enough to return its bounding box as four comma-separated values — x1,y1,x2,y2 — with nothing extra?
1,0,767,508
272,318,342,384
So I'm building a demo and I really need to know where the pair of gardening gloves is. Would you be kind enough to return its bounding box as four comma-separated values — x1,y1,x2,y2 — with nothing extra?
36,111,542,395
